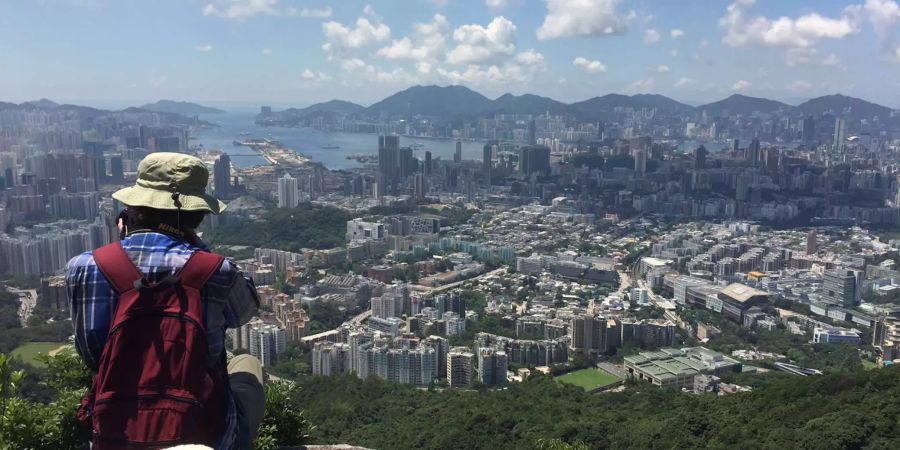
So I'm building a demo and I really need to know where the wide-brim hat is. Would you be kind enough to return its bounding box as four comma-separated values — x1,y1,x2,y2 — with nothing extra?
112,152,227,214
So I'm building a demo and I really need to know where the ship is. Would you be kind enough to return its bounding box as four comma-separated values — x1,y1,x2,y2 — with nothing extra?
322,145,341,149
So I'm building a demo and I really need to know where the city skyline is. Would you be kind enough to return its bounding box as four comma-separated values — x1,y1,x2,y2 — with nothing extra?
4,0,900,106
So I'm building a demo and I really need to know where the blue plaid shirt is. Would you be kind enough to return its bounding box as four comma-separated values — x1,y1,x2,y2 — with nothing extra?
65,231,259,450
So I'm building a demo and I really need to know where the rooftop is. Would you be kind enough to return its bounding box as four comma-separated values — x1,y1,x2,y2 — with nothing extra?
719,283,768,303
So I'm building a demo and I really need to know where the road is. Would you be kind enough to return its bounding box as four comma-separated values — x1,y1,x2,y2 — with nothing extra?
631,261,691,335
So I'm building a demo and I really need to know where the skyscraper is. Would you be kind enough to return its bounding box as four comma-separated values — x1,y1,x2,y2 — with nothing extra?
213,154,231,199
424,150,432,175
277,173,298,208
747,138,760,166
519,146,550,175
527,118,536,145
477,348,508,387
822,269,861,307
833,118,846,150
447,347,474,388
694,145,707,170
570,314,606,355
802,116,815,145
806,229,817,255
454,140,462,163
414,173,426,203
482,141,494,174
378,135,400,187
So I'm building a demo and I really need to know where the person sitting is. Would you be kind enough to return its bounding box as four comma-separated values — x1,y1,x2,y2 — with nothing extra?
66,152,263,449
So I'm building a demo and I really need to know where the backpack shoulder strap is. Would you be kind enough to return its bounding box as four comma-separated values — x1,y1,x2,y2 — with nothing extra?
93,242,143,294
179,251,226,291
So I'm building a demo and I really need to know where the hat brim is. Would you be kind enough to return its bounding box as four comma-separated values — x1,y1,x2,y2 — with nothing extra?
113,185,227,214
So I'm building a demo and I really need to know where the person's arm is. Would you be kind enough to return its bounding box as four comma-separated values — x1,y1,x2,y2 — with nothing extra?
220,258,260,328
65,253,110,372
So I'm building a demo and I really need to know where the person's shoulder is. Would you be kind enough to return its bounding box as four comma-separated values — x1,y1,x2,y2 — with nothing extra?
66,250,96,271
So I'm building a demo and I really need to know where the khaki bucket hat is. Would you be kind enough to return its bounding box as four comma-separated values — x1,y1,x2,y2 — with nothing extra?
112,152,227,214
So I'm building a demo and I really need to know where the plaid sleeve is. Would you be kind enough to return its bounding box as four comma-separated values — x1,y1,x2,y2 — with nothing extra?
66,251,113,372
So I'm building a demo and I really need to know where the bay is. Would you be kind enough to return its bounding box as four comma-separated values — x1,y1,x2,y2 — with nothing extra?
194,111,487,170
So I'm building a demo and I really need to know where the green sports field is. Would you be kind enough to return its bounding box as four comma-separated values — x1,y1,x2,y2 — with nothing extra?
10,342,67,367
556,368,622,391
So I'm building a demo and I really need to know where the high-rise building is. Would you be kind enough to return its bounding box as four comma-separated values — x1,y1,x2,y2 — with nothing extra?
477,348,508,387
806,229,817,255
802,116,815,145
527,119,536,145
822,269,861,307
519,146,550,175
312,341,351,376
454,140,462,163
873,316,900,364
424,151,432,175
632,147,647,175
694,145,707,170
444,311,466,336
248,323,286,366
482,141,494,174
570,314,606,355
747,138,760,166
414,173,426,202
213,154,231,199
277,173,299,208
447,347,474,388
833,118,846,150
378,135,400,187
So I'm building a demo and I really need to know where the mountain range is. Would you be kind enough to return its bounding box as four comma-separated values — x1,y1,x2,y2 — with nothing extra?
0,100,204,126
259,85,897,126
139,100,224,114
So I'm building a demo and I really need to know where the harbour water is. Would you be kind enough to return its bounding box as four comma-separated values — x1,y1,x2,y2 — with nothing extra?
194,111,487,170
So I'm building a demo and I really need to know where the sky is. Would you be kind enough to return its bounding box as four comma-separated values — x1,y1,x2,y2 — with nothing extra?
2,0,900,108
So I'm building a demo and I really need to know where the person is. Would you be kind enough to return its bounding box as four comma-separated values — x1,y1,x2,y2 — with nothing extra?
66,152,263,449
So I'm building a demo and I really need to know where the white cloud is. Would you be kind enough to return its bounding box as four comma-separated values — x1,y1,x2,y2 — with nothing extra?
573,56,607,73
149,75,167,87
785,47,844,67
700,39,710,47
377,14,449,61
203,0,280,20
537,0,629,39
731,79,751,91
322,5,391,58
339,58,367,71
625,77,655,94
656,64,670,73
262,48,272,55
486,0,508,8
291,6,334,19
301,69,332,81
447,16,517,65
674,77,695,88
788,79,813,91
847,0,900,60
670,29,685,38
196,44,214,52
515,49,545,66
644,28,661,43
670,49,679,57
720,0,859,49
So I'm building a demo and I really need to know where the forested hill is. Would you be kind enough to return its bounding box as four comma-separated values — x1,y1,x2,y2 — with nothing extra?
292,368,900,449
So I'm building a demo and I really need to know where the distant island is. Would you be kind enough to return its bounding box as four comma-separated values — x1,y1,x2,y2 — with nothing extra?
139,100,225,115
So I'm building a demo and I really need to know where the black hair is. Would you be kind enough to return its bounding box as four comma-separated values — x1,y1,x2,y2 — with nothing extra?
124,206,206,237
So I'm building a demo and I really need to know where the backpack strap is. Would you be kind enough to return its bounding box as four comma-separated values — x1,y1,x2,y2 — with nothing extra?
93,242,144,294
178,251,226,291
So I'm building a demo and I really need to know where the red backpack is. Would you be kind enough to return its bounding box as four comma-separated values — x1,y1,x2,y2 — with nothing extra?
78,241,228,449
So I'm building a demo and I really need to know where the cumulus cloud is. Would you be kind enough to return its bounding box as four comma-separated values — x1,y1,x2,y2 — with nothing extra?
731,79,751,91
377,14,449,61
674,77,695,88
573,57,607,73
720,0,859,49
486,0,508,8
785,47,844,67
196,44,214,52
203,0,280,20
515,49,545,66
537,0,630,39
644,28,661,43
301,69,332,81
847,0,900,60
625,77,655,94
656,64,670,73
322,5,391,60
671,29,685,38
447,16,517,65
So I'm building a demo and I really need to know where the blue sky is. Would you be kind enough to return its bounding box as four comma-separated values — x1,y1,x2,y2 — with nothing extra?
2,0,899,108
